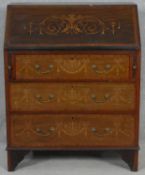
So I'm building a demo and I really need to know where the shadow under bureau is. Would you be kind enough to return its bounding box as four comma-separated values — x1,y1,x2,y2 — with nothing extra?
4,4,141,171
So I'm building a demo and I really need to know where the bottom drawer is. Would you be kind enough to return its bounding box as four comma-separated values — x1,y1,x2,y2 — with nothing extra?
10,114,136,148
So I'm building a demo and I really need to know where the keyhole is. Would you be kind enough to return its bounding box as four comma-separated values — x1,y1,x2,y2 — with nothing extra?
72,117,74,120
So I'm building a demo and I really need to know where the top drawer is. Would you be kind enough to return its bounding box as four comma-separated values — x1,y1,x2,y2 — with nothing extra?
10,52,133,81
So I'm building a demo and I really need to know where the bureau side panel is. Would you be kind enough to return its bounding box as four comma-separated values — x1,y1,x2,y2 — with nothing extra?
4,51,11,147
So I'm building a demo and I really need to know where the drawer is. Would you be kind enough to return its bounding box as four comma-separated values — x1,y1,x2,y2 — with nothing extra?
10,83,135,112
10,114,136,148
11,53,132,81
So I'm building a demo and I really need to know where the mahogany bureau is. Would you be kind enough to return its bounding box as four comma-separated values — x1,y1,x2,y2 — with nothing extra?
4,4,141,171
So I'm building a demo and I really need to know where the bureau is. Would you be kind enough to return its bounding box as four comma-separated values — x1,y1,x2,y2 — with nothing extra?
4,4,141,171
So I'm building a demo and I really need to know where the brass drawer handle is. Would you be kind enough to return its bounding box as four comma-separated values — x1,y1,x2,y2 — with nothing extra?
91,93,111,103
34,127,55,137
35,93,55,103
91,127,112,137
91,64,112,74
34,64,54,74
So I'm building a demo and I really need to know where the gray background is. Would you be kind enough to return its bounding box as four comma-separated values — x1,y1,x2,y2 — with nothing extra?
0,0,145,174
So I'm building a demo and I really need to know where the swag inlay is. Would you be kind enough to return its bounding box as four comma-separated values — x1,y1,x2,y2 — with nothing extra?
13,116,133,139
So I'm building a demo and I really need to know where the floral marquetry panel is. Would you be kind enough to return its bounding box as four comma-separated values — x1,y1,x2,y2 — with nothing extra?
5,5,139,50
10,114,136,147
10,83,135,112
14,54,131,81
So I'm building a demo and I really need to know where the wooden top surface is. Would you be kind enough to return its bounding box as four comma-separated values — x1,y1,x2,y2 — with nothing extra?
4,4,140,50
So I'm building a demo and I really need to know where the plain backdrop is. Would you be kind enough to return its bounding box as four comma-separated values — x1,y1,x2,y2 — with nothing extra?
0,0,145,174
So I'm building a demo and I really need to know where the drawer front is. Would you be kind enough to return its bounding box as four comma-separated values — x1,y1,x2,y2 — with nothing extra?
10,114,136,147
13,53,131,81
10,83,135,112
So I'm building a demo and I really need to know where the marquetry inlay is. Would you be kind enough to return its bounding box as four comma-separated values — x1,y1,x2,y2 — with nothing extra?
15,54,130,80
11,115,135,146
27,14,121,36
12,84,134,105
10,83,135,112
